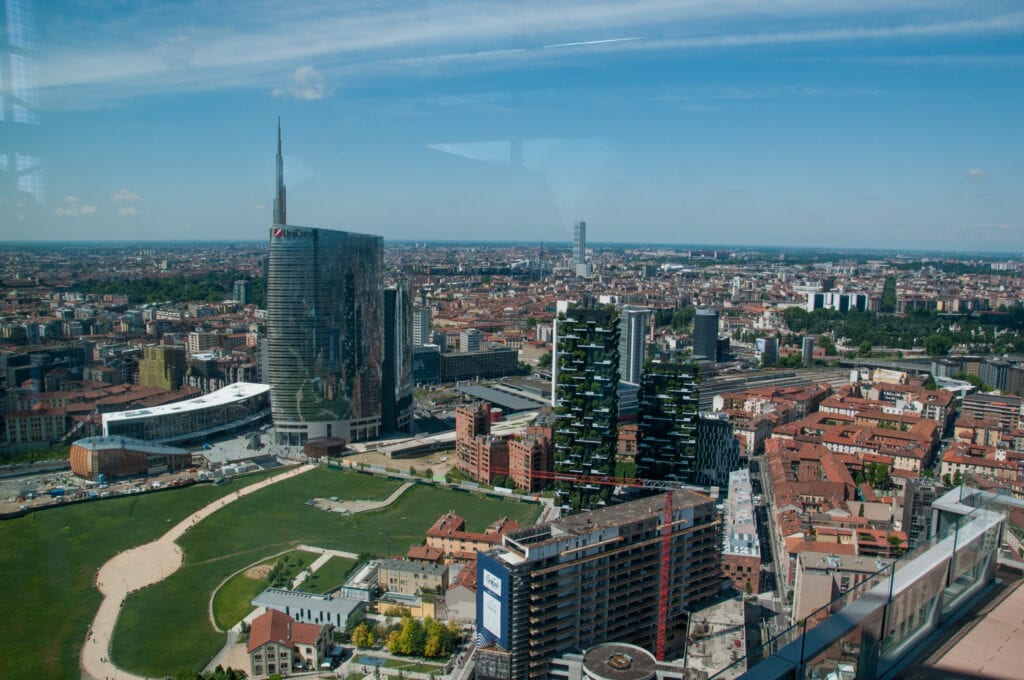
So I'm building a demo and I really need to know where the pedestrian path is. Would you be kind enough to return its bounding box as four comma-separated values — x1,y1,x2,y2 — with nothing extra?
81,464,314,680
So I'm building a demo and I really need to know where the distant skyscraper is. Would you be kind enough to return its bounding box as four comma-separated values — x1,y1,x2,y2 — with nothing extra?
552,299,619,511
573,220,591,277
273,117,287,226
265,122,384,444
618,306,650,385
692,308,720,361
383,283,414,433
573,221,586,266
636,361,699,484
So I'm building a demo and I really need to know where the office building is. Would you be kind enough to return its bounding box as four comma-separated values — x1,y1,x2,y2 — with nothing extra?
692,308,719,361
806,292,868,313
265,122,384,444
755,336,779,367
382,283,414,433
138,345,185,391
695,412,741,488
233,279,251,304
618,305,651,385
901,476,943,549
635,361,699,485
552,300,619,511
460,328,484,353
102,382,270,444
802,336,815,366
413,306,431,346
439,347,519,382
475,490,721,679
412,344,441,383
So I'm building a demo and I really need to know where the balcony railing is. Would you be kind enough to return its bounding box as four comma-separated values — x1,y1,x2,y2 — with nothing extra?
717,485,1013,680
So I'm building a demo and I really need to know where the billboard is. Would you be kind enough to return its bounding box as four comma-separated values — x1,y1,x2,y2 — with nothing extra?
476,552,511,650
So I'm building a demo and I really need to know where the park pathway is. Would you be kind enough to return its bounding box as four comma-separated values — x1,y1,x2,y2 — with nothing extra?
81,463,314,680
313,480,414,514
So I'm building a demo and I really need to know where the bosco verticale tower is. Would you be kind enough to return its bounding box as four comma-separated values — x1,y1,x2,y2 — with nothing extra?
551,299,619,511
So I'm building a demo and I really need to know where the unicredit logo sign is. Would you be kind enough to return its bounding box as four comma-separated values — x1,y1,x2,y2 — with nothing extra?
272,228,314,239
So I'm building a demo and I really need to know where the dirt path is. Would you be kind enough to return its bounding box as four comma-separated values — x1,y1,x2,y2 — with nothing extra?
81,464,314,680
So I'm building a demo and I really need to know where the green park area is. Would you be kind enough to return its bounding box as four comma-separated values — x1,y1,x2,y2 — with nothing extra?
303,554,359,594
112,467,541,676
211,548,320,630
0,468,287,680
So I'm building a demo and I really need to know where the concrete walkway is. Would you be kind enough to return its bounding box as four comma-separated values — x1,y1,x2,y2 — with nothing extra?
312,481,414,515
81,464,314,680
291,545,360,588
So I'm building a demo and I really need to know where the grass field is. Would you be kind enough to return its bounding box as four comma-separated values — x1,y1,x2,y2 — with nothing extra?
0,469,287,680
113,467,541,676
211,548,319,630
302,554,358,595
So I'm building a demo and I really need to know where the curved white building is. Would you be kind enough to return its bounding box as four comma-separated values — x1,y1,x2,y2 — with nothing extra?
102,382,270,444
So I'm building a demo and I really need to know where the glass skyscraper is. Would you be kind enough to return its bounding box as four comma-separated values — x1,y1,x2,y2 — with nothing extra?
266,123,384,444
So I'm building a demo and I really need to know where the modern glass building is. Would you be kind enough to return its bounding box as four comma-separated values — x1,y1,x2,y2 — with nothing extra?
382,282,414,433
265,123,385,445
266,226,383,444
692,307,720,361
618,305,651,385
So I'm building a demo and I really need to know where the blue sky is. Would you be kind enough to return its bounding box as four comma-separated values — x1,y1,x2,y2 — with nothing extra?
2,0,1022,250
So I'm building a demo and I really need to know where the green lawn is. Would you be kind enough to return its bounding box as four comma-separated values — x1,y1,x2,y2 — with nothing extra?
211,549,319,630
382,657,444,672
112,468,540,676
302,554,358,595
0,469,287,680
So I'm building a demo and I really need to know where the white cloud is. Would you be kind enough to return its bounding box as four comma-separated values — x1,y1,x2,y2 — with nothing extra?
272,65,325,100
110,189,142,203
34,3,1024,107
54,196,98,217
118,206,141,216
966,168,988,180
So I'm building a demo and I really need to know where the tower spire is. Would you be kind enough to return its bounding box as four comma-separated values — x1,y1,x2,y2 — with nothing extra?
273,117,287,226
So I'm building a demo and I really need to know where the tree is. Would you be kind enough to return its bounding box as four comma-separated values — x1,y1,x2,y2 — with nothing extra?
953,470,963,486
924,334,953,356
352,622,375,648
881,276,897,313
745,579,753,595
858,341,873,356
886,534,905,555
942,473,952,487
537,352,552,369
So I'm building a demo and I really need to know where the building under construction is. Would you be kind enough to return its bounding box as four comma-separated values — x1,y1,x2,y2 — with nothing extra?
475,490,721,679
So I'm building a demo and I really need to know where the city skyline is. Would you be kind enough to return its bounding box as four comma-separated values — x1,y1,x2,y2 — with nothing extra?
2,1,1022,249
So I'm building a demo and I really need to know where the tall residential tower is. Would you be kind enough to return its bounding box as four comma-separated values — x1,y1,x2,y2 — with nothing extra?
551,299,619,511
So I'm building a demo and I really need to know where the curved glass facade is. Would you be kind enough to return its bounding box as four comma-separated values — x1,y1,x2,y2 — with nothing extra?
266,226,383,444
